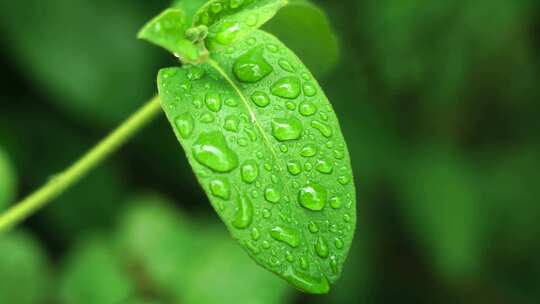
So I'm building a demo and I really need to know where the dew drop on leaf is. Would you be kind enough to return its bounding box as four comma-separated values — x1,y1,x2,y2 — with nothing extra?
270,226,300,248
174,113,194,139
329,196,343,209
264,186,281,203
315,236,330,258
315,158,333,174
250,91,271,107
298,182,327,211
192,131,239,173
271,76,301,99
224,115,240,132
210,178,231,200
311,120,333,138
233,46,273,83
286,160,302,176
303,82,317,97
205,92,223,112
271,117,303,141
232,193,253,229
278,59,295,72
299,100,318,116
215,21,242,45
300,144,318,158
241,160,259,184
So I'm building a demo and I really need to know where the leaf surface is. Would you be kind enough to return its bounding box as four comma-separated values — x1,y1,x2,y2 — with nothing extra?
0,146,16,211
157,30,356,294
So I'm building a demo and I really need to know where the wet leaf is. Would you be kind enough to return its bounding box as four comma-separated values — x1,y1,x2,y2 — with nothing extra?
157,30,356,294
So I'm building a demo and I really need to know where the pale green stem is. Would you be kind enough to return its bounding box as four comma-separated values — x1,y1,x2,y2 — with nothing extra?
0,96,162,233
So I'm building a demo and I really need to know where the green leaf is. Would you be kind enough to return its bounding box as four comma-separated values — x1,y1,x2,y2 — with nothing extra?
138,8,203,63
157,30,356,294
0,146,16,211
264,0,339,77
193,0,288,49
59,237,135,304
172,0,209,23
0,231,51,304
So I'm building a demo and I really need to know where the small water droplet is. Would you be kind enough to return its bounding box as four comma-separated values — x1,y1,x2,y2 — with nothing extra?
287,160,302,176
188,66,205,80
271,76,301,99
250,91,270,107
330,196,343,209
270,226,300,248
232,193,253,229
215,21,242,45
311,120,333,138
238,137,248,146
224,115,240,132
224,96,239,107
230,0,244,9
267,43,279,53
246,14,258,27
271,117,303,141
330,256,338,274
262,208,272,219
278,59,295,72
343,213,352,223
256,151,264,159
246,37,257,46
279,144,288,153
298,182,327,211
210,2,223,13
308,221,319,233
265,187,280,203
246,241,260,254
304,162,313,171
333,149,345,159
174,113,194,139
205,92,222,112
200,112,215,123
241,160,259,184
262,240,271,249
302,82,317,97
209,178,231,200
334,238,344,249
233,46,273,83
338,175,351,185
300,257,309,270
192,131,238,172
315,158,333,174
301,72,311,81
299,100,317,116
286,251,294,263
251,227,261,240
300,144,318,157
315,236,330,258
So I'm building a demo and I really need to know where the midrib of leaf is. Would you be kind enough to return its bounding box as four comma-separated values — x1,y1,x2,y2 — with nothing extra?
206,56,320,282
206,58,281,163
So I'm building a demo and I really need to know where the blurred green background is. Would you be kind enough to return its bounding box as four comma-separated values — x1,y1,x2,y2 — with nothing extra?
0,0,539,303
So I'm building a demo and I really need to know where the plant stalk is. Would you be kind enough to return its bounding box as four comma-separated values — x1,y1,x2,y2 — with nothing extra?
0,96,162,233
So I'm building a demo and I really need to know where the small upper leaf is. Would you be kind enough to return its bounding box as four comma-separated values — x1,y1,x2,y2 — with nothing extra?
193,0,288,49
138,8,202,63
157,30,356,294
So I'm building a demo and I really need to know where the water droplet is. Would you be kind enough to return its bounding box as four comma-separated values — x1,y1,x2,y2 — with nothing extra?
330,256,338,275
251,91,270,107
205,92,222,112
308,221,319,233
193,96,203,108
174,113,194,139
338,175,351,185
311,120,333,138
262,208,272,219
264,162,272,171
300,144,318,157
230,0,244,9
232,193,253,229
315,236,330,258
246,241,260,254
283,267,330,294
238,137,248,146
279,144,288,153
315,158,333,174
271,117,303,141
287,160,302,176
246,14,258,27
298,182,327,211
303,82,317,96
188,66,205,80
251,227,261,240
299,100,317,116
343,213,352,223
224,115,240,132
333,149,345,159
300,257,309,270
301,72,311,81
278,59,295,72
304,162,313,171
271,76,301,99
265,187,280,203
233,46,273,83
214,21,242,45
210,2,223,13
286,101,296,110
286,251,294,263
225,97,239,107
256,151,264,159
330,196,343,209
334,238,344,249
246,37,257,46
192,131,239,172
209,178,231,200
270,226,300,248
262,240,271,249
267,44,279,53
241,160,259,184
200,113,215,123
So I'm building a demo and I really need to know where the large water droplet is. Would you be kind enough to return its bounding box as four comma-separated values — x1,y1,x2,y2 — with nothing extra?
270,226,300,247
192,131,239,172
174,113,194,139
311,120,333,138
265,186,281,203
214,21,241,45
232,193,253,229
271,76,301,99
299,100,317,116
286,160,302,176
283,267,330,294
205,92,222,112
209,178,231,200
251,91,270,107
241,160,259,184
271,117,303,141
329,196,343,209
233,46,273,83
298,182,327,211
315,236,330,258
315,158,333,174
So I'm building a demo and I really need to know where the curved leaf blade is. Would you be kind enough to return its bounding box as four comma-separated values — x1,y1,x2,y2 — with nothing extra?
138,8,200,62
157,30,356,294
193,0,287,49
263,0,339,77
